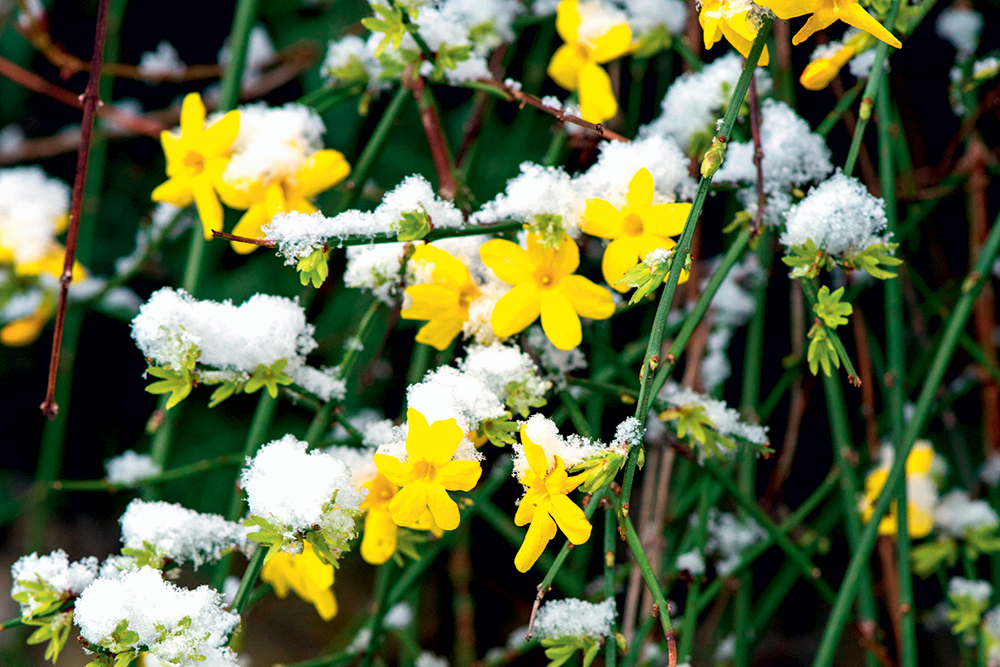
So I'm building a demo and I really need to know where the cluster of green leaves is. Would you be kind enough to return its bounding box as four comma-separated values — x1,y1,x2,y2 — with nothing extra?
807,286,853,377
154,616,208,663
120,540,168,570
529,214,567,249
362,3,410,58
477,416,519,447
144,337,201,409
912,525,1000,577
147,358,292,410
540,634,610,667
782,239,835,279
504,376,549,417
245,494,360,566
297,248,330,288
83,620,140,667
617,249,689,305
13,576,76,663
843,242,902,279
393,207,433,242
948,591,991,640
659,404,737,461
573,451,627,494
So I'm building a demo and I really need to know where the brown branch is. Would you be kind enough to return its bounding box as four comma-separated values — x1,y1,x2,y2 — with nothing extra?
876,536,904,660
40,0,110,418
405,66,458,200
211,230,276,247
0,55,166,137
850,308,879,458
474,78,628,142
747,74,766,237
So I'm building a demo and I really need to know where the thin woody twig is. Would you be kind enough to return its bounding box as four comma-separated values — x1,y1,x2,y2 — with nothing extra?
405,66,458,200
747,74,766,236
525,584,548,640
39,0,110,418
212,230,277,247
473,78,629,142
0,55,165,137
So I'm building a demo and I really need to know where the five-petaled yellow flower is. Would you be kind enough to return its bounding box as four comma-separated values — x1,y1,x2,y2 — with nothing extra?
514,425,592,572
480,233,615,351
151,93,240,241
401,245,481,351
260,542,338,621
699,0,771,65
359,470,443,564
547,0,632,123
374,409,482,532
582,168,691,293
756,0,902,48
859,440,937,538
218,150,350,255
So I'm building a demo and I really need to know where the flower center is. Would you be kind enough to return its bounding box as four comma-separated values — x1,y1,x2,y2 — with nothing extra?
458,286,477,310
412,460,437,482
183,150,206,176
536,271,554,288
624,213,644,237
575,43,593,62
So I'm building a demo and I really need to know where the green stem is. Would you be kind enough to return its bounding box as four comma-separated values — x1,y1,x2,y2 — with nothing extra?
620,23,772,512
558,389,593,439
604,507,618,667
338,86,410,213
811,209,1000,667
799,278,860,382
229,546,267,619
677,477,710,663
618,509,675,639
817,80,865,137
47,454,241,491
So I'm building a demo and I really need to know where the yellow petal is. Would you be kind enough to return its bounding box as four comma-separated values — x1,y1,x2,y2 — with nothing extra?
1,309,48,346
514,489,540,526
549,494,592,544
558,275,615,320
202,109,240,158
312,589,338,621
534,234,580,280
555,0,581,43
216,176,263,210
491,283,542,338
642,203,690,238
427,485,461,531
521,428,551,477
578,62,618,123
480,238,535,285
753,0,819,20
230,204,270,255
906,443,934,475
423,419,466,467
547,44,585,92
294,149,351,198
265,182,287,221
414,244,473,289
179,93,206,139
908,504,934,539
514,507,557,573
160,131,185,174
402,283,463,321
436,460,483,491
601,236,641,292
540,290,582,351
361,509,398,565
800,46,857,91
838,2,902,48
636,234,676,264
151,177,194,207
591,23,633,63
390,482,431,528
415,318,465,351
192,176,223,240
700,10,723,49
792,8,839,45
374,453,411,486
627,169,654,210
582,198,624,239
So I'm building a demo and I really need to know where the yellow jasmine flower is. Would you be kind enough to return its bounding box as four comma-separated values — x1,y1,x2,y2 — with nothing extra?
217,149,350,255
480,233,615,351
401,245,481,351
513,425,592,572
547,0,632,123
582,168,691,293
151,93,240,240
0,249,85,347
1,303,52,346
360,471,443,564
373,409,482,531
260,542,338,621
755,0,902,48
800,43,858,89
859,440,938,538
699,0,771,65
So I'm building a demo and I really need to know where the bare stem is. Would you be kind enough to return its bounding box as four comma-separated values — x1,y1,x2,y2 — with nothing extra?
39,0,110,419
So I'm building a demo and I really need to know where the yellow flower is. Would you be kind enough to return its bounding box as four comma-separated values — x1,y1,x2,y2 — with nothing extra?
360,471,443,564
755,0,902,48
547,0,632,123
860,440,937,538
0,248,86,347
513,425,592,572
480,233,615,351
260,542,338,621
401,245,481,351
699,0,771,65
217,149,350,254
582,168,691,293
151,93,240,240
373,409,482,531
800,43,858,90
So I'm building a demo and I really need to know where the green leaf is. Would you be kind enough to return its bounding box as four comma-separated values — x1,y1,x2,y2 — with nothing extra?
782,239,834,279
244,359,293,398
807,324,840,377
813,286,853,328
393,207,432,241
477,418,519,447
911,538,958,577
844,242,903,280
965,524,1000,559
362,3,408,58
526,214,566,249
297,248,330,288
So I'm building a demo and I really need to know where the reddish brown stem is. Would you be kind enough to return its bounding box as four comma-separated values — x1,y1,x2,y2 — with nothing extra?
474,78,628,142
211,230,277,247
40,0,110,418
851,309,879,458
0,55,165,137
747,74,766,236
406,67,458,200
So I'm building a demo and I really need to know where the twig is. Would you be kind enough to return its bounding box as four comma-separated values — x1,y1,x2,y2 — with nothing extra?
470,78,628,142
747,74,766,236
850,308,880,458
212,230,277,247
405,66,458,200
39,0,110,418
0,56,165,137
